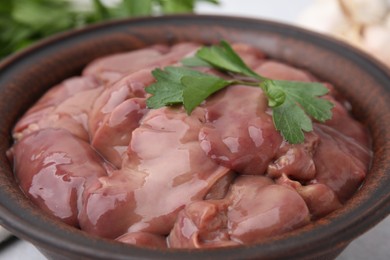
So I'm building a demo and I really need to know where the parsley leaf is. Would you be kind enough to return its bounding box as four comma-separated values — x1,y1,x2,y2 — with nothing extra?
146,41,334,144
181,75,232,113
261,79,286,107
196,40,263,80
262,79,334,143
181,56,212,67
270,80,333,122
272,98,313,144
145,67,187,108
146,66,232,113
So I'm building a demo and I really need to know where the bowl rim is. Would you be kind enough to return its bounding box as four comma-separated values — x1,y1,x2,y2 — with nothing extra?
0,14,389,259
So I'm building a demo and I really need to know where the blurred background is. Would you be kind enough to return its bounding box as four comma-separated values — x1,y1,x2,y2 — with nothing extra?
1,0,389,65
0,0,389,259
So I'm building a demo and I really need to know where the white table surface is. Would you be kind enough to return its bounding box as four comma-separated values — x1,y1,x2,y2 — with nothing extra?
0,0,388,259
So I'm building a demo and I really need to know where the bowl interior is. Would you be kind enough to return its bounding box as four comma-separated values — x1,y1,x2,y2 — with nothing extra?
0,15,389,259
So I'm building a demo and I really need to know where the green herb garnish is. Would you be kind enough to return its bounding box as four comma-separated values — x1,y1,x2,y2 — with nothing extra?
0,0,219,59
146,41,334,144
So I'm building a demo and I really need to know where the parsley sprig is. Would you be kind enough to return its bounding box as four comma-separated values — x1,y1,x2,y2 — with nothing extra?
146,41,334,144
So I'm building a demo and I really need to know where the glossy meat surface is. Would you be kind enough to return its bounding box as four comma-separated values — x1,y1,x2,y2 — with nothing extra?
9,42,372,249
12,128,109,226
78,107,232,238
199,85,282,175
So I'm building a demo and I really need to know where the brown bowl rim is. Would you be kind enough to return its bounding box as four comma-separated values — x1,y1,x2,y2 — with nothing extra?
0,14,389,259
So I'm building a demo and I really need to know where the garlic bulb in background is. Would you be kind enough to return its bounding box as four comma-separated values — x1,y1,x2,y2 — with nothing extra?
339,0,388,25
298,0,390,67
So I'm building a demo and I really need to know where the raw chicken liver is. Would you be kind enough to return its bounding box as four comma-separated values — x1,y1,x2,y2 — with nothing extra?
9,42,371,249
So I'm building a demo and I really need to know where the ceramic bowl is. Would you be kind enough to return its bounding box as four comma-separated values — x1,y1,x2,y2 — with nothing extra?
0,15,389,260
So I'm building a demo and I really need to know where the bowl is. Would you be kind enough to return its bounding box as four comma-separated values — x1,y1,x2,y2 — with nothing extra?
0,15,389,260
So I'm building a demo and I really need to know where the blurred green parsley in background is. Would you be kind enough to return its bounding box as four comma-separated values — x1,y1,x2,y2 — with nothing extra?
0,0,219,59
